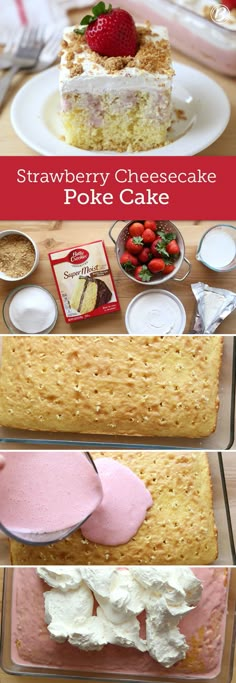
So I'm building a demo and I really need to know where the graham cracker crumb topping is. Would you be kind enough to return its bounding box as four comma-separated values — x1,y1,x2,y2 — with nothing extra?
61,24,174,77
174,108,187,120
0,234,35,278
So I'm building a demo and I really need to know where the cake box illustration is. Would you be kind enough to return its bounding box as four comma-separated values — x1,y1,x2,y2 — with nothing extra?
49,240,120,323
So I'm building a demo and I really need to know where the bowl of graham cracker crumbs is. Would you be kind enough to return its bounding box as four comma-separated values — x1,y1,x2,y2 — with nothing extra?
0,230,39,281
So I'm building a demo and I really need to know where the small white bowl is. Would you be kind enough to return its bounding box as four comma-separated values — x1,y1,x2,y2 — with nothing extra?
125,289,186,335
0,230,39,282
3,285,58,334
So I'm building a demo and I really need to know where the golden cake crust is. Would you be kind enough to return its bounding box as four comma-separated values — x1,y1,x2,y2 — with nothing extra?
10,450,218,566
0,336,223,438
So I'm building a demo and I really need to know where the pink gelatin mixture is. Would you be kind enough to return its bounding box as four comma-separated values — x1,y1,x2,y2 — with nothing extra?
0,453,152,544
0,451,102,534
80,457,152,545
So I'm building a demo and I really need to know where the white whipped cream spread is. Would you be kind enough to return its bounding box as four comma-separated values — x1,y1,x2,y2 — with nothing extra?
44,584,94,643
37,567,83,591
38,566,202,667
60,25,172,96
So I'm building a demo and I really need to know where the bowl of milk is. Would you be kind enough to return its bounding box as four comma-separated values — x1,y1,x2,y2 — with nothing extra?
196,225,236,272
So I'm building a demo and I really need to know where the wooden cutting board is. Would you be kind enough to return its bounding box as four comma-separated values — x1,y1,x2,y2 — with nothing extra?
0,219,236,334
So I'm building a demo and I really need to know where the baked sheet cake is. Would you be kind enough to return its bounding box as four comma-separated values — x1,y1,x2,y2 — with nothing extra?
10,451,218,566
11,567,229,678
0,336,223,438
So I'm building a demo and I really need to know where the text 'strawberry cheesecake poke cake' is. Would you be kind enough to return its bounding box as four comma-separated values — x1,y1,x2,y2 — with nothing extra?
11,566,229,678
59,3,174,152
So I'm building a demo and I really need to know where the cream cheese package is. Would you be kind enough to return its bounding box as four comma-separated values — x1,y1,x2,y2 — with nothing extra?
191,282,236,334
49,240,120,323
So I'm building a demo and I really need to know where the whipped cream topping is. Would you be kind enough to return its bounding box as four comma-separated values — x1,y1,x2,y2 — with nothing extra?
146,608,188,666
39,566,202,667
132,566,202,605
84,567,147,623
37,567,83,592
60,25,173,96
44,584,93,643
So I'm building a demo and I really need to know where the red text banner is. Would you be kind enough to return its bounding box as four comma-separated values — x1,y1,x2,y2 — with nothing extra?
0,156,235,220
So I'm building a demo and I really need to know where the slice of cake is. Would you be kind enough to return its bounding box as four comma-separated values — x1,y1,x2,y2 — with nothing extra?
70,277,112,314
59,4,174,152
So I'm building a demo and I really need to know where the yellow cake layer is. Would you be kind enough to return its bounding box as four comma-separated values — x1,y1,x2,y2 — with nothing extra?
80,282,98,314
61,93,170,152
0,336,222,437
70,278,86,310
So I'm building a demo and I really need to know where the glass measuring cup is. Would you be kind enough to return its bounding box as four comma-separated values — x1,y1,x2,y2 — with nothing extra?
0,451,103,545
196,224,236,272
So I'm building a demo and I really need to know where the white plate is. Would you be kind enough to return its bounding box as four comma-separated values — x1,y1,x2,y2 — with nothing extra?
11,62,230,156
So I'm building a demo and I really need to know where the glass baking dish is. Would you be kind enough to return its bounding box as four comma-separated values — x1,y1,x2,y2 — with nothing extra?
118,0,236,76
0,336,235,450
0,452,235,566
0,567,235,681
207,452,235,566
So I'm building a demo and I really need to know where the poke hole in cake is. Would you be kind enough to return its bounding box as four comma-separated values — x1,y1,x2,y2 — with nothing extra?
59,3,175,152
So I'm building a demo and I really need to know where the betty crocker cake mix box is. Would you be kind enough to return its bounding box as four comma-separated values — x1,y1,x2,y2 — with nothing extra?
48,240,120,323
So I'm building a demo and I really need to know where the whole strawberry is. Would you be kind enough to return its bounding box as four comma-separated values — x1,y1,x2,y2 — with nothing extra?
221,0,236,9
75,2,138,57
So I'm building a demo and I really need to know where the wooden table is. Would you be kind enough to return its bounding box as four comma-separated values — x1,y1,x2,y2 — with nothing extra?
0,8,235,156
1,219,236,335
0,452,235,565
0,566,236,683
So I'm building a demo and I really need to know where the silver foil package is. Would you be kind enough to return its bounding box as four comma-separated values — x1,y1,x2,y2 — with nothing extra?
191,282,236,334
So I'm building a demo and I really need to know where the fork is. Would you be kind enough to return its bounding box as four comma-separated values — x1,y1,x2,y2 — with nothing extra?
0,27,44,110
0,30,61,72
30,30,62,73
0,30,17,69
